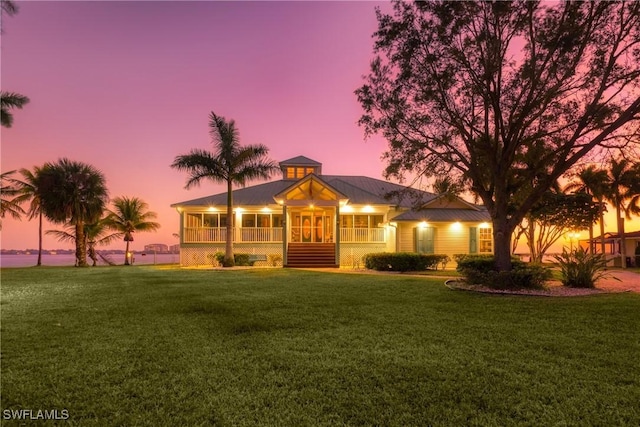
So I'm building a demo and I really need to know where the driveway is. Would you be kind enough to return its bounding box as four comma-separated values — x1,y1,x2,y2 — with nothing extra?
597,270,640,293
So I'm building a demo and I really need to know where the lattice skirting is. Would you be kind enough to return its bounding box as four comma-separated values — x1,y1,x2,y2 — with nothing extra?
339,244,387,268
180,245,283,267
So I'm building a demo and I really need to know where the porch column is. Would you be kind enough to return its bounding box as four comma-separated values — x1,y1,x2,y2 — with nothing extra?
282,204,287,265
335,205,340,266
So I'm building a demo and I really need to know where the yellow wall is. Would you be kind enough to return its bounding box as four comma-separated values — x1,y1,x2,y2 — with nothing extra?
398,221,492,258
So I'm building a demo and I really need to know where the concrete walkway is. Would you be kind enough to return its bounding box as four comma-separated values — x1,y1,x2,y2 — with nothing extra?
596,270,640,293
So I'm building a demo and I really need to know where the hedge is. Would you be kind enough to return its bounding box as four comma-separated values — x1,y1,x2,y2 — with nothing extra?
364,252,450,272
454,254,550,289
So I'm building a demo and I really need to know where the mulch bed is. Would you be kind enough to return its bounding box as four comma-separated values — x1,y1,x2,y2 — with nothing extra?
445,280,630,297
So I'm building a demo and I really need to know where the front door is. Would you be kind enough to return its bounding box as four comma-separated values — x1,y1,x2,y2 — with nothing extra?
290,208,334,243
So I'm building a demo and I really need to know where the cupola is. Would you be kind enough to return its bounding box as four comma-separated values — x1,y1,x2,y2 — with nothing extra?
279,156,322,180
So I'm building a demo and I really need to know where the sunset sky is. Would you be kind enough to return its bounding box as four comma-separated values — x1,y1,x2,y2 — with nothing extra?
1,1,638,252
2,1,393,251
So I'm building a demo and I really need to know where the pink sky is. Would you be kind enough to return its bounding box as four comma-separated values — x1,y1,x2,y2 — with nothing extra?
1,1,393,251
1,1,637,253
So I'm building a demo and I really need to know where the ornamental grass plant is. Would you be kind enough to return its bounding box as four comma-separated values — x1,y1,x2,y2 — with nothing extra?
554,247,612,288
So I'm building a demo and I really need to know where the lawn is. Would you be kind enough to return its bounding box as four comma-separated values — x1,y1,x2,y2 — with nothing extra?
1,266,639,426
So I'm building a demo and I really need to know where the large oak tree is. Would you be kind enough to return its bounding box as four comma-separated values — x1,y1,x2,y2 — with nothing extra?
357,0,640,271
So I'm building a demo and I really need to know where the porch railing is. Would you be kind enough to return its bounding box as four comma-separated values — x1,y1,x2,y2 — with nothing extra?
183,227,282,243
183,227,229,243
184,227,385,243
240,227,283,242
339,227,385,243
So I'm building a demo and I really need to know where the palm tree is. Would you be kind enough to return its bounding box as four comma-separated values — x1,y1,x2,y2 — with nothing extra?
9,167,45,265
171,111,278,266
47,218,121,266
0,170,25,228
603,158,640,268
565,166,610,255
1,91,30,128
35,159,109,267
105,196,160,265
1,0,18,33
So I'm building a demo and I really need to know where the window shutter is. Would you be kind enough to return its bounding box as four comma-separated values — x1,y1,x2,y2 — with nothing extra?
415,227,435,254
469,227,478,253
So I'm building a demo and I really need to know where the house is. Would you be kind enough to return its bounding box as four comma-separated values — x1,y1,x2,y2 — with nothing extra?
171,156,493,268
580,230,640,267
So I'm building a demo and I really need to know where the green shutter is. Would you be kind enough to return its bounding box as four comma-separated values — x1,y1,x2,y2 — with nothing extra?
415,227,435,254
469,227,478,253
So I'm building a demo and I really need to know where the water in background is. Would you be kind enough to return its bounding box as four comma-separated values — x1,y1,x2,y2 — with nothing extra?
0,253,179,268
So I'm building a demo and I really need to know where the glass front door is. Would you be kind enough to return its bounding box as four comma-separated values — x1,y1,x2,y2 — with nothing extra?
290,208,334,243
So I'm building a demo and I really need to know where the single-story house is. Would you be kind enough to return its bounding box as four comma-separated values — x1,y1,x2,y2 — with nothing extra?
171,155,493,268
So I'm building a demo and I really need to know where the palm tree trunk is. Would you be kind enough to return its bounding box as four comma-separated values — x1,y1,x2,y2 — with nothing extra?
124,240,130,265
224,179,234,267
36,211,42,266
617,205,627,269
76,221,87,267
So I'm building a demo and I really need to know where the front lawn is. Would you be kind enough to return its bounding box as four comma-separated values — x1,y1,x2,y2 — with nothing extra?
1,266,639,426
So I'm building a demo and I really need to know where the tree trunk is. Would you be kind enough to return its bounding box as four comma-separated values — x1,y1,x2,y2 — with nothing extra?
617,205,627,269
224,179,235,267
598,201,606,257
493,217,513,271
36,211,42,266
76,221,87,267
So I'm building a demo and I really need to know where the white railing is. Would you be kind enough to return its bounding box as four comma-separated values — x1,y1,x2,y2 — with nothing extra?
239,227,283,242
184,227,228,243
183,227,282,243
340,227,385,243
184,227,384,243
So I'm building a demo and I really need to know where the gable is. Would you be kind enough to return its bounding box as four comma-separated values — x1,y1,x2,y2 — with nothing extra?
273,174,348,206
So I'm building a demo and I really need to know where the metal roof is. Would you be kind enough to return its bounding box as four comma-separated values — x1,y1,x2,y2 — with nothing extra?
392,208,491,222
279,156,322,166
171,175,438,208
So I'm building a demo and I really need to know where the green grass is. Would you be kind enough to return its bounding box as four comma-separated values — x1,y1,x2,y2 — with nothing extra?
1,266,639,426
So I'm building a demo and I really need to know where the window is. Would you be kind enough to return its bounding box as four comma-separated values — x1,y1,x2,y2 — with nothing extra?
240,213,282,228
185,212,231,228
479,227,492,253
341,214,384,229
286,166,316,179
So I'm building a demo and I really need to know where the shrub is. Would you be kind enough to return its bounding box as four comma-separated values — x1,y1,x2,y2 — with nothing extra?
214,252,252,267
554,247,610,288
268,254,283,267
364,252,449,272
233,253,253,266
454,254,550,289
212,252,225,266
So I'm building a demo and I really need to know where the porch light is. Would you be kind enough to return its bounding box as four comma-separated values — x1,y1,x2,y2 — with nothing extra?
418,221,428,228
342,205,354,213
479,222,490,228
362,205,374,213
234,207,244,212
207,206,217,212
450,222,462,232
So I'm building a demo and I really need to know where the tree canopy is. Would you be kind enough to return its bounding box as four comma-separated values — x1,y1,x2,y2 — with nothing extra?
357,0,640,270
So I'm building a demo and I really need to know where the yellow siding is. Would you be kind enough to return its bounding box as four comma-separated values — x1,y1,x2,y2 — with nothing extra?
398,222,493,258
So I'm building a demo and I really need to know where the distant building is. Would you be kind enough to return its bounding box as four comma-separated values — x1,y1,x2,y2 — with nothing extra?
169,244,180,254
144,244,169,253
